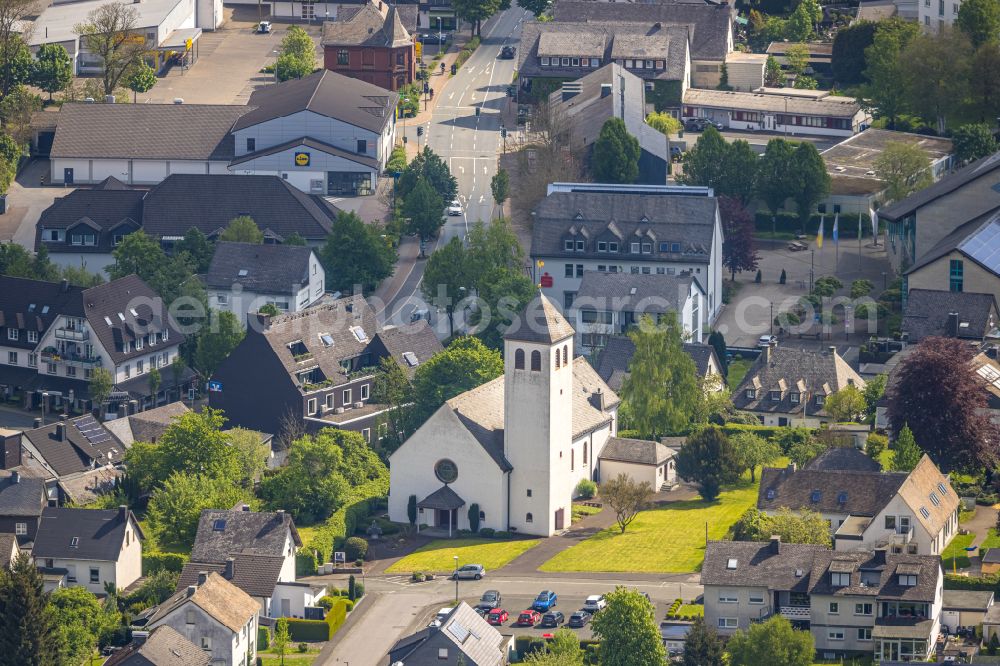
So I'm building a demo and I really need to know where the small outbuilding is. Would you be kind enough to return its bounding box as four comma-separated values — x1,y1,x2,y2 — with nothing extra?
598,436,676,491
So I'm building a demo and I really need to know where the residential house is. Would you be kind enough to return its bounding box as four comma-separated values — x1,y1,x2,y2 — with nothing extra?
550,64,670,185
0,274,194,414
33,505,143,593
572,271,706,355
905,211,1000,308
758,454,960,556
594,335,723,392
765,42,833,79
821,129,954,217
322,0,415,91
0,468,47,546
104,625,211,666
35,175,340,273
0,533,21,570
702,538,944,661
733,345,866,427
598,436,677,491
916,0,962,32
209,295,442,437
205,242,326,324
901,289,999,342
682,87,870,138
387,602,507,666
49,70,398,197
146,572,259,666
530,182,724,324
547,1,735,89
881,151,1000,274
941,590,994,634
103,401,191,447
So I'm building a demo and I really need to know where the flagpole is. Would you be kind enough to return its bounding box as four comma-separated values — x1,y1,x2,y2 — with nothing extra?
834,213,840,272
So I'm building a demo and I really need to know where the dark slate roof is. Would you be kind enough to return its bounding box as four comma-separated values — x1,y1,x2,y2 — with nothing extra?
0,276,85,350
375,321,445,377
576,271,701,315
228,135,381,170
599,436,674,465
95,176,130,191
807,550,941,602
0,473,47,517
550,0,735,60
36,189,144,254
321,3,412,47
233,70,397,135
21,415,126,477
879,151,1000,221
140,174,338,242
901,289,998,341
701,539,827,593
417,485,466,511
177,554,286,598
32,506,140,561
757,464,907,516
190,507,301,564
81,274,184,365
943,589,994,611
530,190,718,265
51,103,243,160
104,625,211,666
387,602,505,666
204,242,315,295
804,446,881,472
595,335,719,391
504,292,576,343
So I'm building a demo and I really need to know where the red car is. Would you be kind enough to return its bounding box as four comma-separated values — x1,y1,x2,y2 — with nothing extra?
517,610,542,626
487,608,509,625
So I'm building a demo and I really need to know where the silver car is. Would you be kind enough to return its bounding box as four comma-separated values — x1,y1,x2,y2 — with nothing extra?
452,564,486,580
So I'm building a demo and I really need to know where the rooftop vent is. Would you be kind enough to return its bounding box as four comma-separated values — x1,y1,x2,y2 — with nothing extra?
238,269,249,277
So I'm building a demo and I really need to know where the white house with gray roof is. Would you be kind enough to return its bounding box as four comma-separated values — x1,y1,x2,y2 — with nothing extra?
389,294,621,537
530,182,723,325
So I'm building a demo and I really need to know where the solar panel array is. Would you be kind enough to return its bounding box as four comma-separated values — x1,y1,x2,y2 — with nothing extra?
75,416,113,448
959,220,1000,274
447,620,469,643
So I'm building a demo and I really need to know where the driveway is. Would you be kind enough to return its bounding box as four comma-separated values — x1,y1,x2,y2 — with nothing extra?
1,159,70,250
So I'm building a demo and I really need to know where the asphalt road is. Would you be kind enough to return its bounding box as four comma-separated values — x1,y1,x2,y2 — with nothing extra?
381,8,529,329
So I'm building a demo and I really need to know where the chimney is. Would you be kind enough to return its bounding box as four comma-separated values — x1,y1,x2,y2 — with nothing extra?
10,470,19,484
769,535,781,554
55,423,65,441
561,81,582,102
872,547,887,566
947,312,960,337
132,631,149,645
33,418,41,429
118,505,128,522
60,278,69,292
186,585,197,597
225,557,235,580
241,504,251,512
105,95,115,104
600,83,612,98
828,345,837,356
197,571,208,585
764,342,773,363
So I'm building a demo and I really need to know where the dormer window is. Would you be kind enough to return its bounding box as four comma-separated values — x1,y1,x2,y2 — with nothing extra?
816,395,825,406
770,390,781,401
609,242,619,252
672,243,681,253
576,240,585,251
898,574,917,586
598,241,607,252
630,242,640,253
565,240,574,251
790,392,800,404
641,242,652,254
745,388,756,399
831,572,850,586
810,490,821,503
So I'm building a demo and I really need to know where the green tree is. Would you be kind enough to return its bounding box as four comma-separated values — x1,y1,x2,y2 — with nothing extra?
465,217,526,291
755,139,795,231
728,615,814,666
275,26,316,81
371,356,414,457
490,168,510,218
397,146,457,203
765,55,784,86
274,617,291,665
952,123,999,164
901,28,972,133
730,432,780,482
721,140,759,205
108,229,202,304
972,42,1000,121
0,0,38,99
863,373,887,421
867,432,888,466
785,0,821,41
422,236,472,336
125,62,156,102
403,177,445,245
220,215,264,244
525,627,584,664
891,423,923,472
194,309,245,378
0,553,59,665
620,314,701,437
148,366,161,404
592,117,640,184
957,0,1000,48
679,126,728,192
74,2,149,96
784,44,811,77
31,43,73,101
766,507,833,545
645,111,682,135
474,267,535,350
229,427,270,487
790,142,830,234
89,366,114,413
824,384,867,422
682,617,725,666
788,437,826,467
676,426,740,500
860,18,921,128
452,0,500,37
320,210,395,292
591,588,667,666
411,336,504,423
149,472,253,550
174,227,215,274
284,231,307,246
49,585,120,665
832,20,878,85
517,0,550,17
707,330,728,377
601,473,653,534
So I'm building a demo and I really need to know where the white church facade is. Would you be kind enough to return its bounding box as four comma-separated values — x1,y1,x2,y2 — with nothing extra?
388,294,622,537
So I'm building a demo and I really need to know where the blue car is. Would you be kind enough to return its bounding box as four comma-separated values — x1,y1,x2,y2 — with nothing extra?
532,590,558,612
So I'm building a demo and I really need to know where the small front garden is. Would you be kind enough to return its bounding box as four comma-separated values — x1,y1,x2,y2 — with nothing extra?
385,537,541,573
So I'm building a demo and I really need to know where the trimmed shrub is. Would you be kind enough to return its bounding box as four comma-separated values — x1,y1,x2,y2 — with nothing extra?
287,598,349,641
479,528,495,538
348,575,357,601
344,536,368,561
142,551,188,574
344,599,355,612
412,571,425,582
297,642,308,653
296,550,318,577
355,582,364,598
944,573,999,590
469,503,481,533
257,626,270,651
576,479,597,499
318,596,336,610
494,531,512,539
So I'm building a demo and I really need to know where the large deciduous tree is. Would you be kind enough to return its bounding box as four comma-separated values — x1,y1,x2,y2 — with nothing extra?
592,117,640,184
397,146,457,203
452,0,500,36
874,141,932,203
729,432,780,482
219,215,264,243
860,18,920,129
683,617,725,666
275,25,316,81
31,43,73,101
320,210,395,293
75,2,149,96
733,507,832,546
719,196,759,281
824,384,867,422
832,20,877,85
411,336,504,424
591,588,667,666
957,0,1000,48
676,426,740,500
403,177,446,244
728,616,814,666
422,236,472,337
0,0,38,98
517,0,550,17
148,472,253,547
755,139,795,231
886,336,999,471
790,142,830,234
679,126,728,192
125,62,156,103
972,42,1000,122
900,28,972,133
601,473,653,534
952,123,999,164
371,356,414,456
194,309,245,378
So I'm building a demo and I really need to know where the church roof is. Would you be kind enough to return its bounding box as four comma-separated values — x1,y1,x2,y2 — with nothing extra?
443,357,619,470
417,485,466,511
504,292,576,344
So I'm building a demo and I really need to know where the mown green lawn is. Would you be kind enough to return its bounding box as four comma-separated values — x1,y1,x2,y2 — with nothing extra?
727,359,751,391
942,533,976,570
539,477,761,573
385,538,541,573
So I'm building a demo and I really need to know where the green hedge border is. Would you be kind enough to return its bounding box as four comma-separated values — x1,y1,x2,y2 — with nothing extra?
286,598,349,641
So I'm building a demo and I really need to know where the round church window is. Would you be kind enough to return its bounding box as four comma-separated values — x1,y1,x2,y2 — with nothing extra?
434,459,459,484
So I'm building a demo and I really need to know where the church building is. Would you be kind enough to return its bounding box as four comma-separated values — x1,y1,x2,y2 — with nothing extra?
388,294,621,537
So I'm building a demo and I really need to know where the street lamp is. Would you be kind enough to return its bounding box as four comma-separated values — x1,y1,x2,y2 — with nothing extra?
453,555,459,604
271,49,279,84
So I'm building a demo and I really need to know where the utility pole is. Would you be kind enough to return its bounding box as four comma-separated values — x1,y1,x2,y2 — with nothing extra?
809,250,815,294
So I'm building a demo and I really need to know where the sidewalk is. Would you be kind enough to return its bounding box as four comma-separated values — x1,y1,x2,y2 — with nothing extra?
962,504,998,575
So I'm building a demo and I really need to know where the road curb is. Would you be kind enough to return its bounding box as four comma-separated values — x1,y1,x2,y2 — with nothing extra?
315,592,375,662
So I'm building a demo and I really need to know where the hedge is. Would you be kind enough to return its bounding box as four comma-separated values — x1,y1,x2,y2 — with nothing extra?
944,573,1000,591
720,424,787,440
257,627,269,651
296,550,318,577
754,211,876,238
301,475,389,560
286,598,349,641
142,551,188,575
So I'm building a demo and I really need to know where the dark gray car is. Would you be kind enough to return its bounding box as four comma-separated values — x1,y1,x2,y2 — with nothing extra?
476,590,502,610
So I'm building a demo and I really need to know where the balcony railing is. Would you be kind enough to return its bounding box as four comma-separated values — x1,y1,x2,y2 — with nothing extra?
41,351,101,367
779,605,811,620
54,327,89,341
891,526,914,544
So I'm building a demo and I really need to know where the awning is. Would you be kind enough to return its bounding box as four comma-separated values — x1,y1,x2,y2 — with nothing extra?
872,618,934,639
417,485,465,511
158,27,202,51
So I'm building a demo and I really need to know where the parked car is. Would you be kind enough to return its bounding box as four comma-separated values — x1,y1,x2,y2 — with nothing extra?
476,590,502,610
428,607,455,627
517,610,542,626
568,611,591,628
452,564,485,580
419,32,448,43
447,199,463,216
541,611,565,628
582,595,607,612
256,21,271,33
757,334,778,348
499,45,516,59
487,608,509,625
532,590,558,612
683,118,708,132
